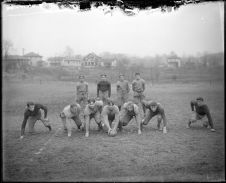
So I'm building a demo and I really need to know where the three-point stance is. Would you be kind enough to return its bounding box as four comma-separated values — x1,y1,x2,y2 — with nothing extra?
118,101,142,135
97,74,111,105
60,103,83,137
20,102,51,139
84,98,104,137
101,98,120,136
188,97,216,132
141,100,167,134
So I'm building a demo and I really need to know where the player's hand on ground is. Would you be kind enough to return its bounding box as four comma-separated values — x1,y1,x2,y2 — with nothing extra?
108,128,112,135
138,129,142,135
85,132,89,137
163,126,167,134
20,136,24,140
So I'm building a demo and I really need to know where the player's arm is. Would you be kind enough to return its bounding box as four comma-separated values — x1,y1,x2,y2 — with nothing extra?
108,82,111,97
21,110,29,137
97,82,100,97
116,81,120,92
160,108,167,127
86,82,88,94
132,81,135,92
112,106,120,132
190,100,196,112
142,80,146,92
37,104,48,118
204,105,214,129
76,84,79,95
101,107,111,132
127,81,130,93
134,105,142,134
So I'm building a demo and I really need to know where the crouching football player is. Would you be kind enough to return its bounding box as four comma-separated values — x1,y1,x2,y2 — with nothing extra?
101,98,120,136
141,100,167,134
187,97,216,132
84,98,104,137
20,102,51,139
118,101,142,135
60,103,83,137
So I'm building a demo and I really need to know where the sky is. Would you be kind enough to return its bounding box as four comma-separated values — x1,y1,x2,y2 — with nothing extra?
2,1,224,60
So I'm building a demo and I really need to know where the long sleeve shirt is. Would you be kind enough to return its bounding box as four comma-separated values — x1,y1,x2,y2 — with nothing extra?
190,100,213,124
121,102,139,118
76,81,88,95
21,104,47,136
84,101,103,116
116,80,130,94
62,104,81,119
145,103,166,124
132,78,145,93
97,80,111,97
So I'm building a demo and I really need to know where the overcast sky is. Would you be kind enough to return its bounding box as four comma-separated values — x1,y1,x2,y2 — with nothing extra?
2,2,224,60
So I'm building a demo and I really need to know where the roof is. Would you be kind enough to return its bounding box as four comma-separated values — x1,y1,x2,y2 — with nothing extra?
83,52,102,62
4,55,30,60
24,52,42,57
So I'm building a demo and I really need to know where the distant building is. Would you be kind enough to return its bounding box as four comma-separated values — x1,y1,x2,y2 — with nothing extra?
47,57,64,67
82,53,102,68
62,55,82,69
3,55,30,71
24,52,42,66
101,59,118,68
167,56,181,68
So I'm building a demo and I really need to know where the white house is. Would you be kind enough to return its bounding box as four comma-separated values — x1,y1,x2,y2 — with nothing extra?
167,56,181,68
82,53,102,68
62,56,82,68
47,57,64,67
24,52,42,66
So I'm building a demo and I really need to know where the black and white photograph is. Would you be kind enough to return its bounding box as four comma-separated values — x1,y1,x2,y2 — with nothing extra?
2,0,224,181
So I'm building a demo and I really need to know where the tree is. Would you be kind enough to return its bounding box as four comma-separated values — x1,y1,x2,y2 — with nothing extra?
64,46,74,57
3,39,13,58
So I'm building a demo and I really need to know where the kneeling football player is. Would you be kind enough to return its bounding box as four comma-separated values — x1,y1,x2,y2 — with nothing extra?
101,98,120,136
59,103,83,137
118,101,142,135
141,100,167,134
187,97,216,132
84,98,104,137
20,102,51,139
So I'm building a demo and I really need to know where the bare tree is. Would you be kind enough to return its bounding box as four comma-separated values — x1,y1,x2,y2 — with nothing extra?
3,39,13,58
64,46,74,57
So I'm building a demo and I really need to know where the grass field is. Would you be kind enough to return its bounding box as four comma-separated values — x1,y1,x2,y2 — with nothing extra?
2,80,225,181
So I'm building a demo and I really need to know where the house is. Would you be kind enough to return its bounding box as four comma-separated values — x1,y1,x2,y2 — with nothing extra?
101,59,118,68
47,57,64,67
82,53,102,68
167,56,181,68
24,52,42,66
3,55,30,71
62,55,82,68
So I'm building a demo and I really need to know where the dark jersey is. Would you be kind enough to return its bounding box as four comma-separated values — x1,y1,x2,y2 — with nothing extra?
97,80,111,96
21,104,47,135
145,103,166,124
190,100,213,124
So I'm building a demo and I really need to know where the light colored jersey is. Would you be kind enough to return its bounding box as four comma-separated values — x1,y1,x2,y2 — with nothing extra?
84,100,103,116
116,80,130,94
62,104,81,118
132,78,145,92
122,102,139,116
76,81,88,94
